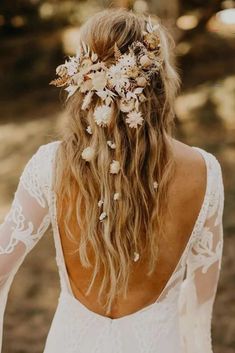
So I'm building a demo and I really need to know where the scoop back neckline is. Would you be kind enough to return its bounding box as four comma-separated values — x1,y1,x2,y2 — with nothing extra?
50,143,211,323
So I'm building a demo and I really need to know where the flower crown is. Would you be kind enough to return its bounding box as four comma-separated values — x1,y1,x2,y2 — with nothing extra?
50,16,163,129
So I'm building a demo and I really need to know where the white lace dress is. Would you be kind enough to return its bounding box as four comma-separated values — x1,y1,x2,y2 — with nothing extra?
0,141,224,353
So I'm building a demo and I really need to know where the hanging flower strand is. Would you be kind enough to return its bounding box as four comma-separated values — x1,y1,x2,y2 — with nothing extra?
49,16,163,262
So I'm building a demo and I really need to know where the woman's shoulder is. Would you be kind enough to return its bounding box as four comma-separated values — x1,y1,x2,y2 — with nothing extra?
171,138,223,176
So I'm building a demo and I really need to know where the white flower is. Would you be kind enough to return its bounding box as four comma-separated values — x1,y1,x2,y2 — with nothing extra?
86,125,92,134
81,91,93,110
107,140,116,149
64,57,78,76
81,146,95,161
113,192,120,200
110,160,120,174
133,251,140,262
118,53,136,68
107,63,130,92
93,104,112,127
99,211,107,221
126,111,144,128
98,199,104,207
153,181,158,189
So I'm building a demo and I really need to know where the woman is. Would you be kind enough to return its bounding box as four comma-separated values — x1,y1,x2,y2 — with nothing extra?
0,8,224,353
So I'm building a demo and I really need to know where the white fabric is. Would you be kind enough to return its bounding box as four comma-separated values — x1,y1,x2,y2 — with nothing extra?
0,141,224,353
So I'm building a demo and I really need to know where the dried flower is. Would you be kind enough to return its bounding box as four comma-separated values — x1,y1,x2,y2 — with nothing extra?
153,181,158,189
107,140,116,149
118,53,136,68
64,57,78,76
81,146,95,162
110,160,120,174
140,55,153,68
133,251,140,262
86,125,92,134
113,192,120,200
136,76,147,87
120,98,135,113
93,104,113,127
126,111,144,128
107,63,130,92
99,211,107,221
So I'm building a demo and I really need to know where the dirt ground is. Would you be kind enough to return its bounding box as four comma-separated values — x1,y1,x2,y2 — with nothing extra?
0,31,235,353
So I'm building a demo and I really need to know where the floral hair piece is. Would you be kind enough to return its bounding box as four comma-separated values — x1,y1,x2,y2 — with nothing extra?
50,16,162,261
49,16,163,129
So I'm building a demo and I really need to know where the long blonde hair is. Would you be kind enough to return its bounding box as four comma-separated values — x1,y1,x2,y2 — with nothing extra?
54,8,181,314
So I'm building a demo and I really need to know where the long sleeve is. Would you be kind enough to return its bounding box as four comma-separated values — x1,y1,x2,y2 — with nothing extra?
0,146,52,352
179,156,224,353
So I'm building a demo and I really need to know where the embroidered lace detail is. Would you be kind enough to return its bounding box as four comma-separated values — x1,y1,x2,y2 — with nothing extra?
19,151,47,208
189,227,223,273
0,197,50,254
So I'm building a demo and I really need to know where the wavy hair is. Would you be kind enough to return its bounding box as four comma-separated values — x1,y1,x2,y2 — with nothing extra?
53,8,181,314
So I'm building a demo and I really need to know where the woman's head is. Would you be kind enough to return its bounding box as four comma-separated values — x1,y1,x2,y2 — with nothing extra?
54,8,180,314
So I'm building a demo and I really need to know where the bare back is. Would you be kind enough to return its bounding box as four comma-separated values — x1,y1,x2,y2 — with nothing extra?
58,138,207,319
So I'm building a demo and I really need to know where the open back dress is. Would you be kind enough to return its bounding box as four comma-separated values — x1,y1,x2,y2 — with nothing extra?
0,140,224,353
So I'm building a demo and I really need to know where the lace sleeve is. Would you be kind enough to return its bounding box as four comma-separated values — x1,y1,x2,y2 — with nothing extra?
0,146,51,352
179,156,224,353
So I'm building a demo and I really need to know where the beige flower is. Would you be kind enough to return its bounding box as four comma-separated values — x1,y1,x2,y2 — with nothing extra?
81,146,95,161
140,55,153,68
88,70,107,91
126,66,139,78
136,76,147,87
110,160,120,174
93,104,113,127
126,111,144,128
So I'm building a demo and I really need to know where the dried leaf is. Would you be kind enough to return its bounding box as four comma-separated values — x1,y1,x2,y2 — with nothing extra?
49,77,68,87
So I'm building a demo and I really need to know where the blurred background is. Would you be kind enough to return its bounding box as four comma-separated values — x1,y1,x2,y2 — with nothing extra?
0,0,234,352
